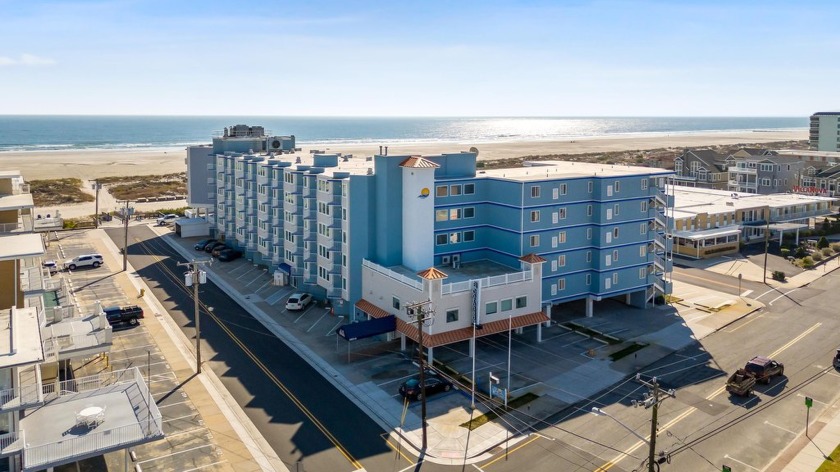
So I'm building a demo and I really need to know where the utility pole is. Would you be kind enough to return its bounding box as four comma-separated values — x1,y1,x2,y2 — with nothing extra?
407,300,434,451
179,259,212,374
118,200,134,271
634,375,675,472
763,220,770,284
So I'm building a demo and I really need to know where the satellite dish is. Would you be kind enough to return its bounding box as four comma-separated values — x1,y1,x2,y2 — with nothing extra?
469,147,479,157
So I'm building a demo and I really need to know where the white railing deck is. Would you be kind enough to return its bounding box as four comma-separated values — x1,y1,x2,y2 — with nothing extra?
362,260,423,291
442,270,533,295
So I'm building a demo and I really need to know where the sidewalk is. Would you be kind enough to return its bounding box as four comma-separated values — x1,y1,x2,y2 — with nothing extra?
83,225,286,472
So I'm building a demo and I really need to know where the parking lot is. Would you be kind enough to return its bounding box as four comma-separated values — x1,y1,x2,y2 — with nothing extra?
46,231,232,472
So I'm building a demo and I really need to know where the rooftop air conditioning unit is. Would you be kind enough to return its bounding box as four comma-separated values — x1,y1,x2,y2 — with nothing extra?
441,255,451,265
267,137,284,151
452,254,461,269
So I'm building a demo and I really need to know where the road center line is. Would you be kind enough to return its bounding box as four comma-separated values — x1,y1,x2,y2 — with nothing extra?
768,287,805,306
595,323,822,472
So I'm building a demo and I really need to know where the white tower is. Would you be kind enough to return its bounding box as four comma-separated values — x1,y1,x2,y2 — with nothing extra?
400,156,439,271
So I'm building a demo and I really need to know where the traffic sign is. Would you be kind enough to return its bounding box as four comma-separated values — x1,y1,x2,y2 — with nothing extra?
805,396,813,408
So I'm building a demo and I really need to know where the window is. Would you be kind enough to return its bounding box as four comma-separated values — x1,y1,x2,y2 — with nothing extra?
450,208,462,220
515,296,527,308
551,284,557,296
607,185,613,197
606,254,612,266
464,183,475,195
450,232,462,244
464,231,475,242
605,278,612,289
500,299,513,312
436,210,448,222
585,274,592,285
641,179,648,190
614,204,620,216
586,251,592,262
558,208,567,219
551,260,557,271
530,210,540,222
436,234,447,245
552,212,558,224
641,201,648,212
450,184,462,196
613,273,619,284
436,186,448,197
486,302,498,315
639,267,647,279
557,279,566,291
558,231,567,243
640,223,647,235
560,183,567,195
531,186,540,198
552,236,558,248
558,254,566,267
464,207,475,218
588,181,594,193
552,188,559,199
606,232,612,244
530,235,540,247
446,309,459,323
392,297,400,310
587,205,593,216
586,228,592,239
614,181,620,193
613,227,620,239
640,245,647,257
606,209,613,220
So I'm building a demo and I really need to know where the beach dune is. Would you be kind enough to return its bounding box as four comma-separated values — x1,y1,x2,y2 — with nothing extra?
3,129,807,182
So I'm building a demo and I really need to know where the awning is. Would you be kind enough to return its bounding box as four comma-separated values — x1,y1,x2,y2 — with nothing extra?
673,225,742,241
337,315,396,341
278,263,292,274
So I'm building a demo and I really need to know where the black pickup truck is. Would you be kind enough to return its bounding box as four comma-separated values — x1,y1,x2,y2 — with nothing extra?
103,305,144,326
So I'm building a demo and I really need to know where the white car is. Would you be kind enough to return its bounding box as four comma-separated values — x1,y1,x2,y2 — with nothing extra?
42,260,59,274
156,214,180,226
285,293,313,311
63,254,104,270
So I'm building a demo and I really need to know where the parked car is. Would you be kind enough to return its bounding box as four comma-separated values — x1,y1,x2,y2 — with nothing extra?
194,239,217,251
834,349,840,369
63,254,104,270
211,244,230,257
42,260,59,275
744,356,784,384
205,242,226,254
285,293,313,311
399,374,453,401
156,214,180,226
103,305,144,326
217,249,242,262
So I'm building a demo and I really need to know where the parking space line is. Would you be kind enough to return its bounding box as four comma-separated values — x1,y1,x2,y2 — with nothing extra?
306,310,329,333
136,444,213,464
764,420,797,435
163,414,200,423
326,317,345,336
160,428,207,439
236,267,258,280
244,274,267,287
293,307,312,324
723,454,760,471
797,393,828,405
109,343,159,352
157,400,193,409
182,460,228,472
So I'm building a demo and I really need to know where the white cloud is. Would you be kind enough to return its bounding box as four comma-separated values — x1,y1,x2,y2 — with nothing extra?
0,53,56,67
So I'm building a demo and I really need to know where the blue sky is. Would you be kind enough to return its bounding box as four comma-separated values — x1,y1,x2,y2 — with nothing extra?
1,0,838,116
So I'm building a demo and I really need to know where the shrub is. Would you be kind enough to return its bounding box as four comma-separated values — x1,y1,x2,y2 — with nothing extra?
802,256,815,269
795,246,808,258
780,248,790,258
818,236,830,249
812,252,823,262
832,243,840,253
823,248,833,257
772,270,786,281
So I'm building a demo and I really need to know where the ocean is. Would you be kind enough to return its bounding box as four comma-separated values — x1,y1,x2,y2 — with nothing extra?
0,115,807,153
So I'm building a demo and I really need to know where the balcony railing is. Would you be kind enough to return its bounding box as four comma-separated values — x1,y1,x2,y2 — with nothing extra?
362,260,423,291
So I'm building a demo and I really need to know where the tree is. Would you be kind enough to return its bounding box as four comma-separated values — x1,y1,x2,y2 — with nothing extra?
818,236,829,249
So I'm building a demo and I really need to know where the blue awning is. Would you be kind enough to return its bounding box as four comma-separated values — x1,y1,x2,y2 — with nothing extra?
337,315,396,341
278,262,292,274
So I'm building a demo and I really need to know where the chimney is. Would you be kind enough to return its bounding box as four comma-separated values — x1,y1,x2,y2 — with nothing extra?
385,146,389,155
379,146,383,155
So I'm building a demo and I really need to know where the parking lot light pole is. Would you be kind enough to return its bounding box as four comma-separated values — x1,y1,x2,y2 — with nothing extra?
118,199,134,271
590,407,649,445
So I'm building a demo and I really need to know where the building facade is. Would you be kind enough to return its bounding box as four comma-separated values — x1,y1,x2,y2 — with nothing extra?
727,154,803,194
673,150,729,190
187,128,675,340
810,112,840,152
0,171,163,471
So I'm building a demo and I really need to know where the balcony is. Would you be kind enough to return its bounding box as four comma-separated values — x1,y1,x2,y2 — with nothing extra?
0,365,43,413
42,313,113,362
728,166,757,174
16,367,164,470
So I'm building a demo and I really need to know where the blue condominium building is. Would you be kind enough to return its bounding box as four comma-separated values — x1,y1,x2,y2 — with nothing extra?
187,126,674,356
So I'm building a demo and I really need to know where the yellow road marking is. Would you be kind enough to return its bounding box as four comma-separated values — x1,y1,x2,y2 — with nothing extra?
138,238,364,469
383,435,416,464
481,435,541,468
594,323,821,471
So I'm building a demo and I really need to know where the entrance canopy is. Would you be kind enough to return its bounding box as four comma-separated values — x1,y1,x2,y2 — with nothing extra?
337,315,396,341
673,225,741,241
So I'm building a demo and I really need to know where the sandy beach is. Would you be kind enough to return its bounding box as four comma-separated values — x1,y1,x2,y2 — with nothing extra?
2,129,807,181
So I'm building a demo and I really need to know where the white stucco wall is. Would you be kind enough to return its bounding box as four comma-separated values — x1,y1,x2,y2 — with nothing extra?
401,167,435,271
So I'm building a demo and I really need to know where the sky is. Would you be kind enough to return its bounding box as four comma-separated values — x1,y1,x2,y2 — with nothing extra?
1,0,839,116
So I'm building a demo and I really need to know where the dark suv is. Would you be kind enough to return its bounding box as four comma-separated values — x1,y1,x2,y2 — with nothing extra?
103,305,144,326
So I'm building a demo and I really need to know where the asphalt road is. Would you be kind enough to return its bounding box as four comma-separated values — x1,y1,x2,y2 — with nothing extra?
108,226,419,472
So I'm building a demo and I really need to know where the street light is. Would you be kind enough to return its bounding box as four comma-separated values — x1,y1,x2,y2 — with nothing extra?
590,407,649,445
